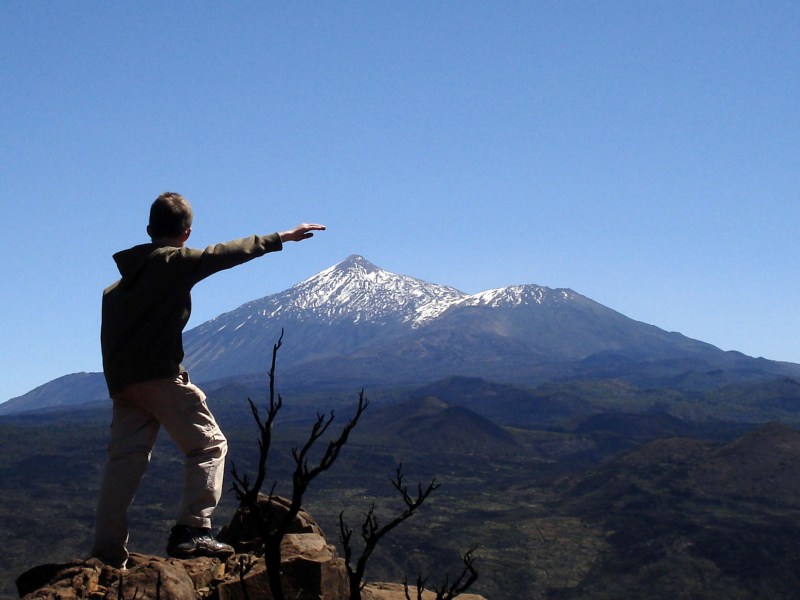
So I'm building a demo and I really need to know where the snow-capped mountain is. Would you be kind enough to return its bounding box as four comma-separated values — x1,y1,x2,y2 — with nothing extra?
5,254,800,415
182,255,462,380
180,254,778,387
240,254,465,327
189,255,572,336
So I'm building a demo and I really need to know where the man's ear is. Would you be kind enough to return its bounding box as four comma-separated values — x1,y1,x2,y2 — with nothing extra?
146,225,153,238
182,228,192,242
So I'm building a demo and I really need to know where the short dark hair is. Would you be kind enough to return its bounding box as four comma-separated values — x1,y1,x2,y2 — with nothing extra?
149,192,193,238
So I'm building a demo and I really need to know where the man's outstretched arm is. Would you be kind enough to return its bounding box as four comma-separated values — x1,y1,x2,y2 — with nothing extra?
185,224,326,284
279,223,326,243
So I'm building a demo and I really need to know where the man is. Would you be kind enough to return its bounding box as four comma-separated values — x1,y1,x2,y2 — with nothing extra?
92,192,325,568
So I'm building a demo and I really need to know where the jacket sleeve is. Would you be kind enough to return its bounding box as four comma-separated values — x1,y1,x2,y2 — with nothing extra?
175,233,283,285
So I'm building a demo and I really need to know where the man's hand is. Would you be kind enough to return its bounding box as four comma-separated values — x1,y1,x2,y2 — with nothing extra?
279,223,326,243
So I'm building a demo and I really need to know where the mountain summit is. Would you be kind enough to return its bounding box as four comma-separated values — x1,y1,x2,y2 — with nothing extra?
179,255,791,388
182,255,467,380
279,254,465,326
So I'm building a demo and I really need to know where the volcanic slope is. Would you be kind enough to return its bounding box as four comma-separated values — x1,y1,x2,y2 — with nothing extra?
182,255,792,388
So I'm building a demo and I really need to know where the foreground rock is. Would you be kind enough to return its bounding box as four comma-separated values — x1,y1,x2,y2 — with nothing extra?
216,533,349,600
218,494,325,552
17,495,485,599
16,554,219,600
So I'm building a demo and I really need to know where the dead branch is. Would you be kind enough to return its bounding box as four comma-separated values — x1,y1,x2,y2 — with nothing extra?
231,330,284,506
257,388,367,600
431,546,479,600
291,389,368,500
231,331,369,600
340,464,440,599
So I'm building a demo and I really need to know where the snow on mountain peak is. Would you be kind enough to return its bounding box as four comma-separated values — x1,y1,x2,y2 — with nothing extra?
278,258,575,325
260,255,466,325
459,285,575,308
197,256,573,334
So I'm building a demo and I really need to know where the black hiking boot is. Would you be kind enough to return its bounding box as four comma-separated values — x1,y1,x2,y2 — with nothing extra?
166,525,234,560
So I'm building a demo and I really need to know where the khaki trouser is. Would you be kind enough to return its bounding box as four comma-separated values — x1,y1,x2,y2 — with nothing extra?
92,373,227,568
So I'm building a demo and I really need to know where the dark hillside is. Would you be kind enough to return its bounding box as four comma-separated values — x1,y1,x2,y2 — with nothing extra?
410,376,592,427
552,423,800,598
356,396,522,456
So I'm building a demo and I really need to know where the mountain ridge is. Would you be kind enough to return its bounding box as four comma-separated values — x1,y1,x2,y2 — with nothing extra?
4,255,800,414
182,254,769,386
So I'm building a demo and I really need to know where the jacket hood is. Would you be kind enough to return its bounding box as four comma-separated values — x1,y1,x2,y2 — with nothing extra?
113,243,161,277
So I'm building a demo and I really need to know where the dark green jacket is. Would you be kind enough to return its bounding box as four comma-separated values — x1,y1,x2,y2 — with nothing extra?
101,234,282,395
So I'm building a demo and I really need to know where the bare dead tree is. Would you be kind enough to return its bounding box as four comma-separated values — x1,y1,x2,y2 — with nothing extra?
230,331,284,508
231,331,369,600
429,546,479,600
339,464,440,600
401,546,479,600
230,333,475,600
259,390,368,599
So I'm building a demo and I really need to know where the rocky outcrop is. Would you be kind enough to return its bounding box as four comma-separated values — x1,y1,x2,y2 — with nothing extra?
16,554,216,599
215,533,349,600
17,495,485,599
218,494,325,552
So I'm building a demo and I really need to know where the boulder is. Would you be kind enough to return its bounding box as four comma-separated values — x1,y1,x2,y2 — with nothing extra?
16,555,219,600
102,556,198,600
218,494,325,552
16,560,103,599
215,533,348,600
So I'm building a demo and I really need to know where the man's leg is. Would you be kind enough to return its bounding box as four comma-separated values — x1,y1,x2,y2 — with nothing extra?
93,397,160,568
94,374,231,560
142,373,233,557
136,373,228,529
119,373,231,559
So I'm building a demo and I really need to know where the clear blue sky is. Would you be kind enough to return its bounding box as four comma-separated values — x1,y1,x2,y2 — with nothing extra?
2,2,798,403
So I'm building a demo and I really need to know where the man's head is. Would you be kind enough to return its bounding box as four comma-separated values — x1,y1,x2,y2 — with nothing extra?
148,192,193,244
